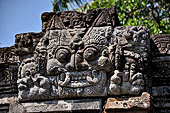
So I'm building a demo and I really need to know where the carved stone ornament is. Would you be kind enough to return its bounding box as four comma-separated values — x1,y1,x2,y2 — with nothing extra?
18,27,114,101
17,8,121,101
1,7,166,113
17,8,150,101
151,34,170,113
108,26,150,95
151,34,170,56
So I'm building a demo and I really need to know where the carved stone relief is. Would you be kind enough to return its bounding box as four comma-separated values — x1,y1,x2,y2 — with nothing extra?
0,47,18,99
0,7,163,113
0,47,18,64
47,26,113,98
0,65,18,97
41,7,120,31
151,34,170,113
17,57,51,101
17,26,150,101
17,26,114,101
17,8,121,101
16,8,151,101
151,34,170,56
108,26,150,95
15,32,43,55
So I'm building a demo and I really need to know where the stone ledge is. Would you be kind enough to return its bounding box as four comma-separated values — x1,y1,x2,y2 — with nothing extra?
9,99,102,113
0,97,17,105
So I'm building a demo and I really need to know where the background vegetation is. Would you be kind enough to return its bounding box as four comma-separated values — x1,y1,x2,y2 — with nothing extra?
52,0,170,35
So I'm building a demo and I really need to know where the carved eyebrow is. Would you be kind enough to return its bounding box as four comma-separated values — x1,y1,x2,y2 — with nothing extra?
83,45,99,52
83,45,98,49
52,46,72,55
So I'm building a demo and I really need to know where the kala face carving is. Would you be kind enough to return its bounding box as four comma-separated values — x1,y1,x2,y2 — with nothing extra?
17,9,149,101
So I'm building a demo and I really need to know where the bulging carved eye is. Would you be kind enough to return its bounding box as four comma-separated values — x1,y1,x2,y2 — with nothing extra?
56,49,71,63
83,47,98,62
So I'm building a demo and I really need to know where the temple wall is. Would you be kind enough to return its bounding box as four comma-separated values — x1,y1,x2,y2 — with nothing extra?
0,8,169,113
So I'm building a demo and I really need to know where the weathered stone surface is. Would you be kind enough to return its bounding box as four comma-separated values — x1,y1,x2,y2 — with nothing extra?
2,7,170,113
0,97,17,113
0,47,18,64
152,86,170,96
17,8,122,101
108,26,150,96
41,7,120,31
15,32,43,56
151,34,170,113
105,92,150,113
0,46,18,98
151,34,170,56
17,26,113,101
0,97,17,105
9,99,101,113
17,26,151,101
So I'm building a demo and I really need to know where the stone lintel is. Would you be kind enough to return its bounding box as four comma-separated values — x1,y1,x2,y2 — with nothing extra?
0,97,17,105
105,92,150,113
9,99,102,113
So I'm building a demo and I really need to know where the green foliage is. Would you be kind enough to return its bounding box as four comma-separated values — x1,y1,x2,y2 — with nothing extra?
87,0,170,34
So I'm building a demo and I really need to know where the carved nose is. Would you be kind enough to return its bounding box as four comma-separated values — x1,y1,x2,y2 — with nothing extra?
65,54,75,71
65,53,88,71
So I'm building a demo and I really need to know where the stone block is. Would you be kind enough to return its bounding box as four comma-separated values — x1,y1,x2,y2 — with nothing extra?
105,92,150,113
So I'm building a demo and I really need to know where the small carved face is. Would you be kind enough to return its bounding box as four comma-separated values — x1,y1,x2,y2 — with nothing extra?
47,34,112,88
18,62,51,101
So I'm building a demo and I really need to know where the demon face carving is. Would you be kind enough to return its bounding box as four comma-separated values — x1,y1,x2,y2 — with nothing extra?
17,24,150,101
47,27,113,97
17,24,113,101
17,9,152,102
